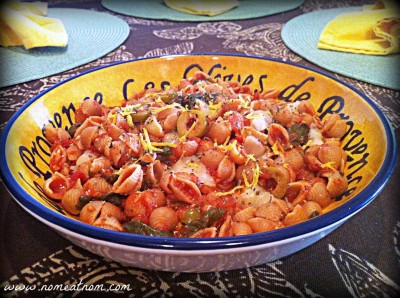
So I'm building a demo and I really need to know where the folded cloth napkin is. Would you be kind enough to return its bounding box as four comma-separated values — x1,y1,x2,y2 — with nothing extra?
164,0,239,16
318,1,400,55
0,1,67,49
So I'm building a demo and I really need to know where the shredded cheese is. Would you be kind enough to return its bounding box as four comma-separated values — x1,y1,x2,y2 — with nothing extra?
242,164,260,189
245,113,263,119
245,154,256,162
271,142,281,155
151,103,185,114
301,139,313,150
208,101,222,111
321,161,336,171
126,114,134,127
120,104,142,116
107,114,117,124
140,128,163,153
224,111,233,117
179,120,197,141
187,163,199,168
215,185,244,197
151,142,177,148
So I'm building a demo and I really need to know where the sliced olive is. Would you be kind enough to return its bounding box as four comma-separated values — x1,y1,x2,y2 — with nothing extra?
67,123,81,138
130,110,150,122
159,92,178,103
177,110,208,138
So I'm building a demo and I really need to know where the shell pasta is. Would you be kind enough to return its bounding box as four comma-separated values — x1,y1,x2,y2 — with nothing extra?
43,71,348,238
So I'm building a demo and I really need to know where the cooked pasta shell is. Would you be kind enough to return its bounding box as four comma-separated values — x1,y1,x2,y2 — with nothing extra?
61,188,84,215
162,112,179,132
75,150,97,167
323,114,347,138
298,100,316,116
241,126,268,144
44,123,70,144
106,123,125,141
218,215,233,237
89,157,112,177
243,135,266,159
149,206,178,232
172,139,199,158
100,202,126,222
84,177,112,198
49,144,68,173
232,222,253,236
285,181,310,206
79,126,99,149
112,164,143,195
284,148,304,172
190,227,217,238
74,116,104,136
80,99,103,117
259,88,280,100
93,134,112,154
302,201,323,219
159,171,173,194
157,107,176,120
119,133,141,157
247,217,278,233
317,144,346,170
283,205,308,226
170,175,202,204
233,206,256,223
209,118,231,145
307,181,331,208
104,140,127,167
228,141,247,165
80,201,105,224
255,202,283,222
325,171,348,198
146,160,166,186
145,115,164,138
66,144,82,161
272,105,294,126
124,193,147,219
43,172,70,200
267,123,290,148
216,156,235,183
93,215,124,232
271,198,292,215
200,148,225,170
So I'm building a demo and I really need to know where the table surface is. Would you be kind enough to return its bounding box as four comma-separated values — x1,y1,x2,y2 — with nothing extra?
1,0,399,297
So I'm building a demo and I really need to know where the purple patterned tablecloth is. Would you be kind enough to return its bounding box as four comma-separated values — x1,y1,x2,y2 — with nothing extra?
1,1,399,297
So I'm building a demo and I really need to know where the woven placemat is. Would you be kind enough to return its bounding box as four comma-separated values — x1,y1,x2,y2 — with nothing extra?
101,0,304,21
281,7,400,90
0,8,130,88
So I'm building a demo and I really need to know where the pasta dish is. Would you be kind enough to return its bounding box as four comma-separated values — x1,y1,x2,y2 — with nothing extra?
43,71,348,238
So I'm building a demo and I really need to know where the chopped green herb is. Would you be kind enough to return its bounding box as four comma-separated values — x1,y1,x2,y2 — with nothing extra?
124,220,172,237
288,123,310,147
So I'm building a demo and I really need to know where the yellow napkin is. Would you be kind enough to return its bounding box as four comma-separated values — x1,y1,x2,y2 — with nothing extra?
318,1,400,55
0,1,68,49
164,0,239,16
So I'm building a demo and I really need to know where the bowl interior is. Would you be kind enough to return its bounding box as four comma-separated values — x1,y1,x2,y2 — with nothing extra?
0,54,393,248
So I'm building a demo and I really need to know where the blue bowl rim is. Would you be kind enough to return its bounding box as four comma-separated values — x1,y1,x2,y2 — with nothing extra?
0,53,397,250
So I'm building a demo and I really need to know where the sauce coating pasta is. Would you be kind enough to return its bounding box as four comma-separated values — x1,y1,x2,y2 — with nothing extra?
43,71,348,238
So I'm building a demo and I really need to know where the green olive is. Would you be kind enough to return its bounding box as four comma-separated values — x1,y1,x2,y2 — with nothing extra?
159,92,178,103
130,110,150,122
177,110,208,138
181,208,201,225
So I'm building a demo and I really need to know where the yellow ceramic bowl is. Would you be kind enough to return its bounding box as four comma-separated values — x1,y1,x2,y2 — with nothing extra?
0,54,397,272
